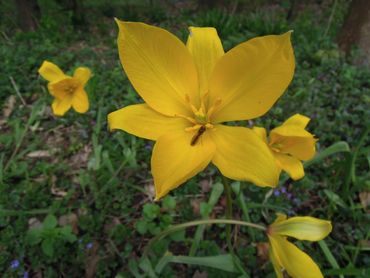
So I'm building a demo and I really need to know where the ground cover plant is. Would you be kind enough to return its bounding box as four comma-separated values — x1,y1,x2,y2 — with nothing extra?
0,0,369,277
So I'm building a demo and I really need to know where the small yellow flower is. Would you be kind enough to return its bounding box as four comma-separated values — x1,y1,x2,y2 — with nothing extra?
253,114,317,180
108,20,295,200
267,214,332,278
38,61,91,116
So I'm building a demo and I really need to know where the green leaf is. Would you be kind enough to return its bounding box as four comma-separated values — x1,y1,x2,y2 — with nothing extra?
128,258,144,278
318,240,343,278
155,253,238,274
139,256,157,278
41,238,55,257
135,220,148,235
324,267,370,276
324,189,348,209
208,182,224,207
26,228,42,245
304,141,350,168
189,182,224,256
43,214,58,229
169,230,185,242
143,204,160,220
344,126,369,195
199,202,211,218
59,226,77,242
162,196,176,210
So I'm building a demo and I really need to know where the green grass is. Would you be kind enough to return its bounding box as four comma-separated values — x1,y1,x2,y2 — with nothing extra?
0,0,369,277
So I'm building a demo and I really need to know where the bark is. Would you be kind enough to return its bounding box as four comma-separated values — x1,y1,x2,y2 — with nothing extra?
57,0,86,28
337,0,370,66
15,0,40,32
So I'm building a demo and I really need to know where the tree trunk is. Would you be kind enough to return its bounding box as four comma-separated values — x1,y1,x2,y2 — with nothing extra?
337,0,370,66
15,0,40,32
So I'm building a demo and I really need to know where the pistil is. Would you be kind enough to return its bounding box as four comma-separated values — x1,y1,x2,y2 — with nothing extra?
177,94,223,145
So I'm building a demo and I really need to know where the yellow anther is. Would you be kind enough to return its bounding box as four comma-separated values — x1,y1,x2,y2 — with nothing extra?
185,94,191,103
214,98,222,106
205,123,214,129
185,124,202,132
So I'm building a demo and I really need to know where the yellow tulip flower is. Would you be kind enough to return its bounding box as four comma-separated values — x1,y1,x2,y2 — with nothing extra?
38,61,91,116
253,114,317,180
267,213,332,278
108,20,295,200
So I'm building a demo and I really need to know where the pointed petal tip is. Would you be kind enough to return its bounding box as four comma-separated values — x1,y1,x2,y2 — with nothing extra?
107,112,115,131
114,17,122,25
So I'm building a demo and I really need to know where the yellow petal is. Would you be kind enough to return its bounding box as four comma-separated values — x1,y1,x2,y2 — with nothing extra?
283,114,310,128
274,153,304,180
51,97,72,116
152,131,215,200
72,88,89,113
270,216,332,241
252,126,268,144
270,130,316,161
38,61,67,83
73,67,91,85
116,20,198,116
186,27,224,95
209,32,295,123
269,235,324,278
210,125,279,187
107,104,188,140
269,248,284,278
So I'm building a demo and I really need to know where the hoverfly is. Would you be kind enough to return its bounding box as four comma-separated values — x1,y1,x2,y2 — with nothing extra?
190,125,206,146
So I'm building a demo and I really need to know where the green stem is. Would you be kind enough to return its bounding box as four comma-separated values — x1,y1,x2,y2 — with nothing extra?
232,183,256,242
143,219,266,258
222,177,249,276
222,176,234,252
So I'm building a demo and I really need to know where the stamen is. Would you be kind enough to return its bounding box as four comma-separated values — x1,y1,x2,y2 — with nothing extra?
184,94,199,114
190,104,199,115
207,98,222,118
200,92,208,113
174,114,197,124
269,143,282,153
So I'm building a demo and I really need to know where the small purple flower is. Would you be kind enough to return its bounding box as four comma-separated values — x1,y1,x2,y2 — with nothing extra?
286,193,293,200
281,187,287,194
85,242,93,250
10,259,20,269
23,271,29,278
145,142,153,150
273,190,281,197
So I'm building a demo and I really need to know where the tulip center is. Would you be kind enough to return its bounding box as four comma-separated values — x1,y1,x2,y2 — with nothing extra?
269,142,283,153
65,85,76,94
175,94,222,146
57,78,80,96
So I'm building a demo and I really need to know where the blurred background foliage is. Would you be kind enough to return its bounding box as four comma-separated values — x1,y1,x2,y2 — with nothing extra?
0,0,369,277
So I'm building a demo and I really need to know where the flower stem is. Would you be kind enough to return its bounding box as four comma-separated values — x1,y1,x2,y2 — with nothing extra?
143,219,266,258
222,176,234,252
222,177,249,275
